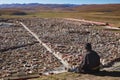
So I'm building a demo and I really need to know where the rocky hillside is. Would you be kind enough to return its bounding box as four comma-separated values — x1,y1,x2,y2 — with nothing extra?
0,18,120,79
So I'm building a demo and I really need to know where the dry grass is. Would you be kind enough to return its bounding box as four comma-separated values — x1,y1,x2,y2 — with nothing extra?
1,11,120,27
0,4,120,27
30,72,120,80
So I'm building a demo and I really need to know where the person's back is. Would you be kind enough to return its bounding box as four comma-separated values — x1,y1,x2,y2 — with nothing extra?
79,43,100,73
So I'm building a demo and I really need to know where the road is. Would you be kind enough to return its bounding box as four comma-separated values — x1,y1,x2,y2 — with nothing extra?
64,18,120,30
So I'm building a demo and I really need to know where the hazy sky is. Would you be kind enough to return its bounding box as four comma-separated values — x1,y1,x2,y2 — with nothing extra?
0,0,120,4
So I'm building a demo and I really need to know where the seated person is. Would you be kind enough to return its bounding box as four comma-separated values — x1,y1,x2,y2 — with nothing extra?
78,43,100,73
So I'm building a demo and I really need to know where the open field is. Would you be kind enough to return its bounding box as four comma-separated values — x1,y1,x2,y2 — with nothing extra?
0,12,120,27
0,4,120,79
0,4,120,27
0,18,120,79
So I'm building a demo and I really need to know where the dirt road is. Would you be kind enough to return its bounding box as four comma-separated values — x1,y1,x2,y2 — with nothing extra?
64,18,120,30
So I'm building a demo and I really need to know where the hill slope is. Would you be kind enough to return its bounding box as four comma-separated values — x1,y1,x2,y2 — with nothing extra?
0,4,120,12
72,4,120,12
0,4,120,27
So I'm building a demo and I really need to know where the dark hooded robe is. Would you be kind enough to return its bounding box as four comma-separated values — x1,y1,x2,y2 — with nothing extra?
79,43,100,73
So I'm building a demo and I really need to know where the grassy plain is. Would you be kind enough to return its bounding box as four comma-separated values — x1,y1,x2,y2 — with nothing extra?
0,4,120,27
1,11,120,27
33,12,120,27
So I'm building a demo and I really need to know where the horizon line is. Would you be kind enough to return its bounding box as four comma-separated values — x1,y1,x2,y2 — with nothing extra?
0,3,120,5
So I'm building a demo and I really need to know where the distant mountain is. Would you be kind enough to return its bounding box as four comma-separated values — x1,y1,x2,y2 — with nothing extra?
0,3,79,9
0,3,120,14
72,4,120,12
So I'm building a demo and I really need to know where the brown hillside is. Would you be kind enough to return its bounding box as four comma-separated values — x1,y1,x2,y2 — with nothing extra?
72,4,120,12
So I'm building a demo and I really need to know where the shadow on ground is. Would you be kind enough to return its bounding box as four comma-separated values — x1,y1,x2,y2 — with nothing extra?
0,41,39,52
91,71,120,77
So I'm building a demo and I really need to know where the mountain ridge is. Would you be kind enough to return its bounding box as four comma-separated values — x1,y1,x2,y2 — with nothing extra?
0,3,79,9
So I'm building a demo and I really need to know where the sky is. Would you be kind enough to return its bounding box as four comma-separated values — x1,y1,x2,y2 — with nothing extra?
0,0,120,4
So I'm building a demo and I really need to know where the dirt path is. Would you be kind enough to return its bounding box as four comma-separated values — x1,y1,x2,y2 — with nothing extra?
65,18,106,25
20,22,70,71
64,18,120,30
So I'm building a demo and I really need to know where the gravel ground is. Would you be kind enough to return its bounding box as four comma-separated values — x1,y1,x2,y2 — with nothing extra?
0,18,120,78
